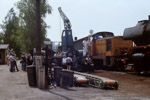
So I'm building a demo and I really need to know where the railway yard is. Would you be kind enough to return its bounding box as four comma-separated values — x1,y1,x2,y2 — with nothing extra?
0,64,150,100
0,1,150,100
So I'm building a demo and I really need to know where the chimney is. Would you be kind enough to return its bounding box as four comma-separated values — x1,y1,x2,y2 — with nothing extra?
74,37,77,41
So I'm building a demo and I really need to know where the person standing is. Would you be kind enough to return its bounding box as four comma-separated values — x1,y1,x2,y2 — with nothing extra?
9,52,15,72
27,54,33,65
6,53,10,66
62,55,67,69
21,53,26,71
67,48,73,57
72,55,78,71
86,55,94,73
13,51,19,71
66,55,72,70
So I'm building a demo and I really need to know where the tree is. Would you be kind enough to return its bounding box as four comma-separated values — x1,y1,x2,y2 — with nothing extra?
0,8,21,56
16,0,52,52
0,0,52,55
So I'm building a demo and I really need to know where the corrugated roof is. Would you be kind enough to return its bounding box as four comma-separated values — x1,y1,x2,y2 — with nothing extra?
0,44,9,49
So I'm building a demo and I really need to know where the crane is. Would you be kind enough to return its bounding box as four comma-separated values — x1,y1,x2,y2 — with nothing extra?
58,7,74,54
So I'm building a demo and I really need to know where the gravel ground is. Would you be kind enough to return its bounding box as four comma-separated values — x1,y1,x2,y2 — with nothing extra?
0,63,150,100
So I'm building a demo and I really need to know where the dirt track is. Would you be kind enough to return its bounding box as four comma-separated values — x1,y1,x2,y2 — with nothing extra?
0,64,150,100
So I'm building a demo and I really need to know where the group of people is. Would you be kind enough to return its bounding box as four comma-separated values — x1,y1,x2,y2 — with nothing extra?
20,53,33,71
84,55,95,73
61,53,94,73
7,49,33,72
7,50,19,72
62,54,78,71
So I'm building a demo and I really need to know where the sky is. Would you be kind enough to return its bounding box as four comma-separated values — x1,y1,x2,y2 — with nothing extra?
0,0,150,41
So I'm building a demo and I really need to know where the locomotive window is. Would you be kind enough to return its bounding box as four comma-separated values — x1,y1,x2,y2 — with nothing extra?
106,39,111,51
98,36,103,39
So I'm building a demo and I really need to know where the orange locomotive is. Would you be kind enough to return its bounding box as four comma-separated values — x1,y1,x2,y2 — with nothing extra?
91,32,133,70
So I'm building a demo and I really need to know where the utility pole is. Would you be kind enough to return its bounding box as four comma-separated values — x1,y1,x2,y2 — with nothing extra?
35,0,45,89
36,0,41,55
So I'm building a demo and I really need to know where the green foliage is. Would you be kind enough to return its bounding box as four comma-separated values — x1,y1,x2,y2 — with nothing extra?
0,8,21,56
0,0,52,56
16,0,52,52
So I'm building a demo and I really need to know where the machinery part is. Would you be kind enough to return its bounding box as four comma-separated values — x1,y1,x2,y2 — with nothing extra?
132,48,150,73
74,71,118,90
132,53,145,73
58,7,74,53
88,77,118,90
74,74,88,86
110,56,126,71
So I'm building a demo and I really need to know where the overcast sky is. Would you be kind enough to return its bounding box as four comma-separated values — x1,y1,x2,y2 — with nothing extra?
0,0,150,41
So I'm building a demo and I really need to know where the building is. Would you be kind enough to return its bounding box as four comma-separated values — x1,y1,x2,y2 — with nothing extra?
0,44,9,64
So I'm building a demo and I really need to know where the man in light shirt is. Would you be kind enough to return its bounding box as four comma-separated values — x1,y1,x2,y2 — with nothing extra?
62,55,67,69
9,52,15,72
66,54,72,70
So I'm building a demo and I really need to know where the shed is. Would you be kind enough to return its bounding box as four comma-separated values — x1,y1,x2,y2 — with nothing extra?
0,44,9,64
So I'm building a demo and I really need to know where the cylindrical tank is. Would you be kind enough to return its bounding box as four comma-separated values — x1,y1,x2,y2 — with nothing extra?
27,65,37,87
54,67,62,86
60,70,74,88
123,18,150,46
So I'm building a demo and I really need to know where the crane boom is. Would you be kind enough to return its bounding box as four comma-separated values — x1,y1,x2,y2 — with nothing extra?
58,7,74,54
58,7,71,30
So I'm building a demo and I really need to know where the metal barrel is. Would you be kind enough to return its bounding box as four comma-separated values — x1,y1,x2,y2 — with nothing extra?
54,67,62,86
27,65,37,87
61,70,74,88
